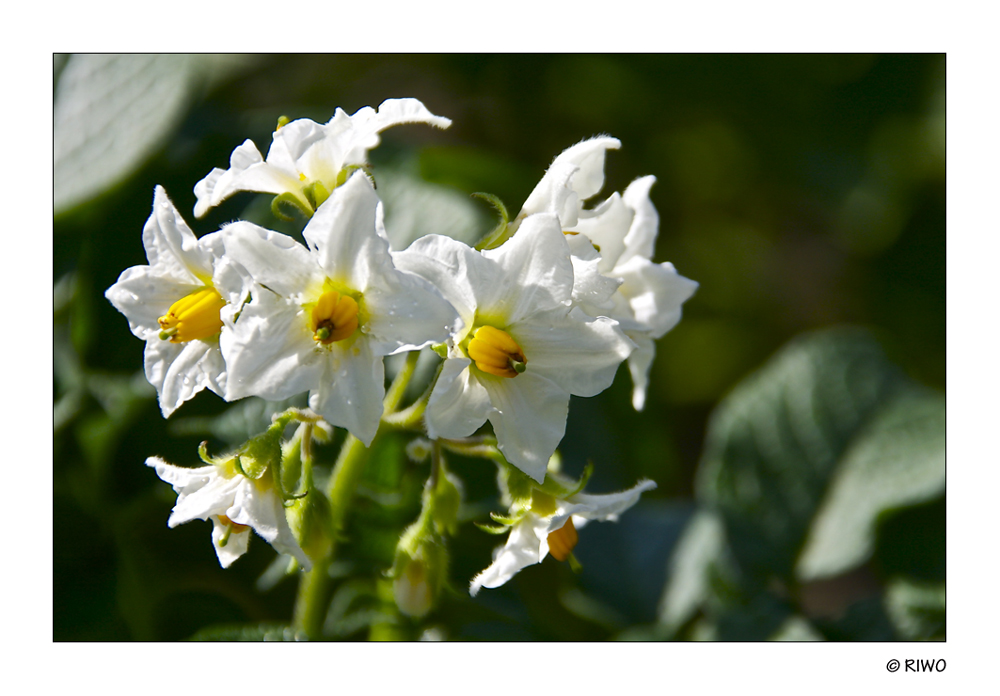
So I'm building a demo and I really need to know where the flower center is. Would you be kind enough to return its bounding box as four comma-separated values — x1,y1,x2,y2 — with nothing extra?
467,325,527,378
310,290,359,344
158,287,225,343
216,515,251,548
546,517,579,562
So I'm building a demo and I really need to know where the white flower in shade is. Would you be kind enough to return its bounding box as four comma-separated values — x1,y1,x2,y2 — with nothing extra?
517,137,698,410
104,186,247,416
392,214,634,482
147,455,311,570
469,478,657,596
218,172,459,446
608,176,699,409
194,98,451,218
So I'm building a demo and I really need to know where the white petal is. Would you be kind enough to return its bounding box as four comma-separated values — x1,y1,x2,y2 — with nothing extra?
145,457,241,526
364,268,460,355
480,372,569,483
144,337,226,417
481,214,574,324
265,119,327,172
211,517,251,568
572,192,633,273
616,258,699,338
318,98,452,173
619,175,658,264
425,359,490,440
105,268,200,340
513,306,633,398
625,332,656,411
392,234,495,341
550,136,621,201
518,137,621,226
309,338,385,447
221,291,324,402
561,479,657,522
143,186,213,283
222,222,321,299
228,478,312,571
302,172,387,291
518,161,581,226
469,512,551,595
194,140,303,217
567,238,621,313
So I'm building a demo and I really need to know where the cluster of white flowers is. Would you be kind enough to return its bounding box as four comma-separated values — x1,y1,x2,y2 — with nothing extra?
106,98,696,598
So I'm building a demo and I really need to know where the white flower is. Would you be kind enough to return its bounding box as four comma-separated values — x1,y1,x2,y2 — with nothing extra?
218,172,459,446
194,98,451,218
146,455,311,570
469,478,656,596
104,186,246,416
393,214,634,483
517,138,698,410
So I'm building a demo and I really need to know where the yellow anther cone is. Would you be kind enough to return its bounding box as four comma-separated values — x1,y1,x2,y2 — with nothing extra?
468,325,527,378
158,287,225,343
547,517,578,562
311,290,359,344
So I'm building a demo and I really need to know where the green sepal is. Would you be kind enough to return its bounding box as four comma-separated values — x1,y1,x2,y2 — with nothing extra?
237,422,284,480
336,163,374,188
537,461,594,499
472,192,511,251
430,469,462,536
271,191,313,221
474,522,512,535
488,510,522,526
499,461,535,506
430,342,449,358
285,489,332,563
303,180,331,209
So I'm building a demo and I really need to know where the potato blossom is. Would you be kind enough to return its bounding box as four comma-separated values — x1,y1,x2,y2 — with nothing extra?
470,478,656,595
218,172,459,446
393,214,633,482
105,186,247,416
194,98,451,218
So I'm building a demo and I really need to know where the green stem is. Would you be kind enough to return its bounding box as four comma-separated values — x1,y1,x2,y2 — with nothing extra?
291,351,420,639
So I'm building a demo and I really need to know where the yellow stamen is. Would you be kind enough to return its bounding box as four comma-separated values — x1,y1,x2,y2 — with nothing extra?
157,287,225,343
467,325,527,378
547,517,579,562
311,290,359,344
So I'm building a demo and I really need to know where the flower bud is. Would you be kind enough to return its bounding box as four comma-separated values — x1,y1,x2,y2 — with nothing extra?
392,542,447,618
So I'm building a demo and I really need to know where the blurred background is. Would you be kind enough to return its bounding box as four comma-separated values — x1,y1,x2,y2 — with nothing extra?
53,54,944,641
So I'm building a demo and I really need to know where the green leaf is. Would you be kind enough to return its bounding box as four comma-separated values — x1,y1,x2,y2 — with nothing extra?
696,327,909,578
657,509,727,634
375,165,489,250
54,54,254,216
54,55,195,216
796,387,945,581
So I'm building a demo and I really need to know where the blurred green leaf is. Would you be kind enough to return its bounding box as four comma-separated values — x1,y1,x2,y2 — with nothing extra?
376,164,489,250
660,327,944,640
54,55,196,216
54,54,253,217
657,509,726,634
797,388,944,581
696,327,909,578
